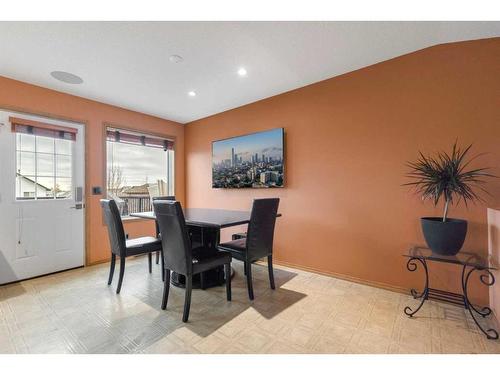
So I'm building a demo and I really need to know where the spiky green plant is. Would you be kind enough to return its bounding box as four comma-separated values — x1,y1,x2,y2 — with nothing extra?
404,142,494,222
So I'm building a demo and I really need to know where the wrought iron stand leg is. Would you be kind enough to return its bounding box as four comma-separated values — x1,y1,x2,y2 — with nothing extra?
462,265,492,318
462,266,499,340
404,257,429,317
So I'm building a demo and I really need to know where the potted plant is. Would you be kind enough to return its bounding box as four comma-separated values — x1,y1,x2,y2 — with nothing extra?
405,142,494,255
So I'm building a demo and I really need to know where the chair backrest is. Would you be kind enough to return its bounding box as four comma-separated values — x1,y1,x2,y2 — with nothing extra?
153,200,192,275
152,196,175,237
100,199,126,256
152,196,176,201
246,198,280,260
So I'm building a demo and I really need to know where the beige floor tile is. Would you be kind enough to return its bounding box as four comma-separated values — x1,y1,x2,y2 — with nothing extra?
254,315,290,336
233,327,273,352
331,309,365,328
396,326,433,353
222,342,256,354
347,331,392,354
265,339,309,354
309,323,355,353
193,333,230,354
171,325,203,345
142,335,199,354
388,341,423,354
311,336,347,354
362,317,397,338
216,319,249,339
280,324,317,348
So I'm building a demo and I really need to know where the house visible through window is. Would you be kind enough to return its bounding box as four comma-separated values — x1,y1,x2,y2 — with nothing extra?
16,133,73,200
106,127,174,217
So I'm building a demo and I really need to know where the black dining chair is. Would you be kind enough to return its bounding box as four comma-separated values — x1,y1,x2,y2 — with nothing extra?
218,198,280,300
153,200,232,322
100,199,162,294
151,195,175,268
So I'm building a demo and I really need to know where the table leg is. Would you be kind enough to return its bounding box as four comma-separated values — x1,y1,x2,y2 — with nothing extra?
170,226,234,289
462,265,499,340
404,257,429,317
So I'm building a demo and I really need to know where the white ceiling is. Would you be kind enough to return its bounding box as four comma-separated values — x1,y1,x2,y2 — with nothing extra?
0,22,498,123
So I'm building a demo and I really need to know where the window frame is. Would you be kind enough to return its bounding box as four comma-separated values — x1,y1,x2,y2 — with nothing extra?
102,123,176,219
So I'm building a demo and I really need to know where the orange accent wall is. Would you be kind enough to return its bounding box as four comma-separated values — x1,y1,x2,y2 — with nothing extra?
0,76,184,265
185,38,500,304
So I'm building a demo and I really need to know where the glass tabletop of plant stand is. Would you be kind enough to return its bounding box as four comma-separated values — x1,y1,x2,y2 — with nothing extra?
403,245,499,340
404,246,498,270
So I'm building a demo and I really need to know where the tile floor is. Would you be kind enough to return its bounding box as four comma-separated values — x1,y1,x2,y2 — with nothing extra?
0,256,499,354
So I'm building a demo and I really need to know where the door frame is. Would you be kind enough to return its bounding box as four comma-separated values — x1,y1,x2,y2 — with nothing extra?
0,105,90,266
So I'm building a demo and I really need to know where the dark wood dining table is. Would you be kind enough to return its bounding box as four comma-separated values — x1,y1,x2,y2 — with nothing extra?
130,208,281,289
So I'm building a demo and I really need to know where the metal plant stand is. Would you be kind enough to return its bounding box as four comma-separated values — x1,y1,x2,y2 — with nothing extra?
403,246,499,340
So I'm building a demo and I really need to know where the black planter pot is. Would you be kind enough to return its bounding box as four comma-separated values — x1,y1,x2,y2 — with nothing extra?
420,217,468,256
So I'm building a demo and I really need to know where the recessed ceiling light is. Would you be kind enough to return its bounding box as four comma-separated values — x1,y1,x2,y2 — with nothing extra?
169,55,184,63
188,91,196,97
50,71,83,84
237,68,247,77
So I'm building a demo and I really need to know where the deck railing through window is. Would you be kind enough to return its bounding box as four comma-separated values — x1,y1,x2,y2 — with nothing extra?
120,196,152,216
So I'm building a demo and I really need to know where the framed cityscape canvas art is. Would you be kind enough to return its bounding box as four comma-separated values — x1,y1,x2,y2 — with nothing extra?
212,128,284,188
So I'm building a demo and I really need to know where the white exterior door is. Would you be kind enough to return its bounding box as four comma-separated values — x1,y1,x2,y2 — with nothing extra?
0,110,85,284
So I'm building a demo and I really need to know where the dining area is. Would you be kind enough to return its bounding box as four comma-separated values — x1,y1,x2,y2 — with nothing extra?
100,197,281,322
1,18,500,362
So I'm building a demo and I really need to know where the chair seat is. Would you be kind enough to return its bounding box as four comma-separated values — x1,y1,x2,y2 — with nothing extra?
126,236,162,256
192,247,232,275
218,238,246,252
217,238,247,261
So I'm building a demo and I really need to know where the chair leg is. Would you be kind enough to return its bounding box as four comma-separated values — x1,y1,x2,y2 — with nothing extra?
200,272,205,290
161,269,171,310
182,275,193,322
225,263,232,301
148,253,152,273
155,251,160,265
246,262,254,300
243,261,247,275
268,255,275,290
107,254,116,285
116,257,125,294
161,251,165,282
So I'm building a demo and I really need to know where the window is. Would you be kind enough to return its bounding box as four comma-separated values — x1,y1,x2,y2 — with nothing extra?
106,127,174,217
15,131,73,200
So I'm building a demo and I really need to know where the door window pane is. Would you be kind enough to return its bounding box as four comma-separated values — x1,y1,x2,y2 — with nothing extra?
34,177,55,199
16,175,37,200
37,153,55,176
17,151,36,176
16,134,35,152
56,155,72,177
36,136,54,154
55,178,72,198
55,139,72,155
